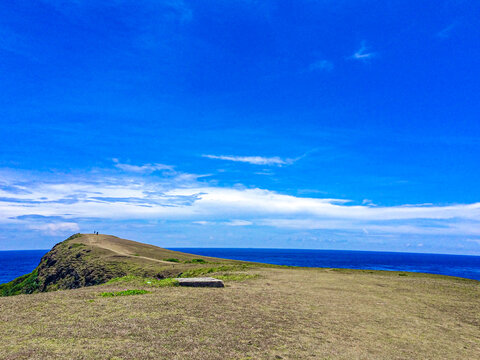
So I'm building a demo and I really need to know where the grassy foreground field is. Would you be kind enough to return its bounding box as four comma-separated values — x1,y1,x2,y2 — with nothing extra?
1,234,479,359
1,266,480,359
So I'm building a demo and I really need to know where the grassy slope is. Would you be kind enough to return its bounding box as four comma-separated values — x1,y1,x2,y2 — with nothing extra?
1,234,479,359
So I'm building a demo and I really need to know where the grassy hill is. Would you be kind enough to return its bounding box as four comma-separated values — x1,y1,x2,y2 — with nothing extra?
0,233,247,296
1,234,479,359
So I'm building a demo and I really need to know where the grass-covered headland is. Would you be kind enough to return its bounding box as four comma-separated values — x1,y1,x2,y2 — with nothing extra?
0,233,247,296
1,234,479,359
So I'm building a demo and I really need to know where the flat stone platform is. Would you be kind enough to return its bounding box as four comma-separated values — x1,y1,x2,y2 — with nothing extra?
175,277,225,288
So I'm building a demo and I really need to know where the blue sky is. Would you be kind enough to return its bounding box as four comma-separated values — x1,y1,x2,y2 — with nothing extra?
1,0,480,253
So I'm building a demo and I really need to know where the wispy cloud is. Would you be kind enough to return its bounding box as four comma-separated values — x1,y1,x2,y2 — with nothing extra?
193,220,252,226
202,155,296,166
351,41,376,61
437,22,457,39
38,0,193,52
113,159,174,174
225,220,252,226
28,222,80,236
308,59,334,72
163,0,193,23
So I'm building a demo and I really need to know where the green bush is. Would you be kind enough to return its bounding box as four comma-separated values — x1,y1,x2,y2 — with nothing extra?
185,258,206,264
164,258,180,262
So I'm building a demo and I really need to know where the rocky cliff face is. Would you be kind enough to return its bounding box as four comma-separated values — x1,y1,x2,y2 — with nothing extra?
35,239,124,292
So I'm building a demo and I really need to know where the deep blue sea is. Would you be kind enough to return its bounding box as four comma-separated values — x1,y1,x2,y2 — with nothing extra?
1,248,480,284
171,248,480,281
0,250,49,284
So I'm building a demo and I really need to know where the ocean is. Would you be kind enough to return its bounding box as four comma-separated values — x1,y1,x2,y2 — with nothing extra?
1,248,480,284
0,250,49,284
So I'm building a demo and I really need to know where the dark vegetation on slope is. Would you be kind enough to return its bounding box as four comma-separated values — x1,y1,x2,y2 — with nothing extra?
0,270,39,296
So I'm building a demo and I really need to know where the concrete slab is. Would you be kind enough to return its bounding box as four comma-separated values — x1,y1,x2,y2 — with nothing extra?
175,277,224,288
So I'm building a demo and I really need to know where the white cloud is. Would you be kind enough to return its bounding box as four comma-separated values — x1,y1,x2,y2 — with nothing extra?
1,167,480,238
225,220,252,226
193,221,210,225
28,222,80,235
192,220,252,226
437,22,456,39
202,154,295,166
351,41,375,61
113,159,174,174
308,60,334,72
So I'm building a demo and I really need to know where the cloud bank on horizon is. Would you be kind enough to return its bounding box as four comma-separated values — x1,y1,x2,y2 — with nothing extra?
1,162,479,253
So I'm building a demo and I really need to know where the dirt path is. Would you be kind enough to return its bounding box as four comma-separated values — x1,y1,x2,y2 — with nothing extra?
80,234,173,264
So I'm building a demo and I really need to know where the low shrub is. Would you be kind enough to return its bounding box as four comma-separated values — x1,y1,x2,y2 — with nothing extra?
185,258,206,264
164,258,180,263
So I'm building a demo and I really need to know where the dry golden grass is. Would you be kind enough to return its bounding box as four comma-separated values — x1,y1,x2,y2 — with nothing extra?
1,266,479,360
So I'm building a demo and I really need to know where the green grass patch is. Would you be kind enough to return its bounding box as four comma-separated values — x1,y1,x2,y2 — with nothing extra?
164,258,180,262
185,258,207,264
106,275,140,284
0,270,39,296
106,275,179,287
179,265,249,278
100,289,150,297
66,233,83,241
146,278,179,287
215,273,259,282
69,243,85,249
